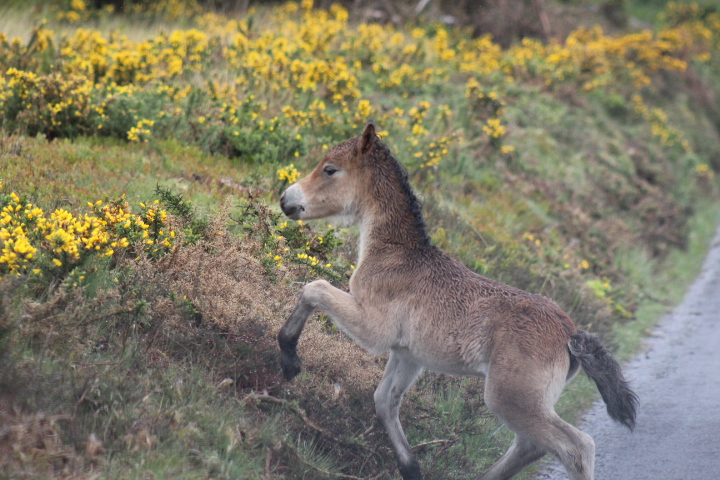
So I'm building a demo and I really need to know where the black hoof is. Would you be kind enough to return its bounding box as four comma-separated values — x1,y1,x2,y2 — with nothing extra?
398,460,423,480
280,349,302,381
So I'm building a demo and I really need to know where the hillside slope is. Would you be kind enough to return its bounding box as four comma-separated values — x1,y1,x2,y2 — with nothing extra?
1,1,720,478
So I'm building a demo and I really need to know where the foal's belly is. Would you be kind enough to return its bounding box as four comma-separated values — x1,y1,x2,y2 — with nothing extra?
421,356,489,378
398,340,490,378
387,309,494,378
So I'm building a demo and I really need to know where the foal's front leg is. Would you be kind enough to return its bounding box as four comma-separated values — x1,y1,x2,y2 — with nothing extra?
375,349,424,480
278,279,374,381
277,288,316,381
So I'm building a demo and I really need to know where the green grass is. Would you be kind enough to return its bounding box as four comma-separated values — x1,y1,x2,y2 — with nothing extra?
0,343,274,479
627,0,719,24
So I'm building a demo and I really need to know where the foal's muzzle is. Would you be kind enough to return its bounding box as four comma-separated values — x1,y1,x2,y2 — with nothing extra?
280,186,305,220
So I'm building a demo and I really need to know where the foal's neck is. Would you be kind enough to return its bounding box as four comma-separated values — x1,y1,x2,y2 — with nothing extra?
357,152,431,263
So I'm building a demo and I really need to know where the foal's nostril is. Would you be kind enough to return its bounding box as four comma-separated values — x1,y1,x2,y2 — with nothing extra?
282,204,297,217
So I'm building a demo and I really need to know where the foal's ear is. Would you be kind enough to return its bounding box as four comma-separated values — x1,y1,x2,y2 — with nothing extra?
359,119,376,155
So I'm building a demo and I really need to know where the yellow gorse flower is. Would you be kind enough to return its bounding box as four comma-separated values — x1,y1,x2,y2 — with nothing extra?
482,118,506,139
357,99,372,119
128,119,155,142
277,164,299,184
0,192,175,279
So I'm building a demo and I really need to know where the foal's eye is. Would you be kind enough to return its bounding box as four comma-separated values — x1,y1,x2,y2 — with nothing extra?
323,165,339,177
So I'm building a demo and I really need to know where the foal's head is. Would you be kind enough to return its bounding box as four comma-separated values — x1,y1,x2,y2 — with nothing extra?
280,121,379,222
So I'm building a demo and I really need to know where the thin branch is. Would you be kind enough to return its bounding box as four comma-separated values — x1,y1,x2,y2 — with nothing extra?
264,443,275,480
358,424,375,439
412,438,456,450
244,393,382,459
76,309,128,327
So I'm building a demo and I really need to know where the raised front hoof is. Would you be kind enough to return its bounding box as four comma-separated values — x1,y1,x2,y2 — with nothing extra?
280,349,302,381
398,460,423,480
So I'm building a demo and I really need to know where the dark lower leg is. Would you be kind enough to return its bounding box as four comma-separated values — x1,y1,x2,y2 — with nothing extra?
278,299,314,381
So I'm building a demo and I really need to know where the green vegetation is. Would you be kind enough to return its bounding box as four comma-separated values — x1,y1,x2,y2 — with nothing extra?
627,0,719,24
1,0,719,478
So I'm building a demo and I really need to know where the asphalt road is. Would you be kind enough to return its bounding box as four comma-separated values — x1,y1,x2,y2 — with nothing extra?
537,227,720,480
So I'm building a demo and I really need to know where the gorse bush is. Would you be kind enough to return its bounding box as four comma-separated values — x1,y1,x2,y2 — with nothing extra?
154,185,209,244
0,69,92,139
2,1,719,169
230,191,351,284
0,178,351,290
0,183,176,282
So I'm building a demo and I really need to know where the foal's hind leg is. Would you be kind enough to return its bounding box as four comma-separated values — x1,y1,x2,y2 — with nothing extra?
374,349,424,480
541,416,595,480
480,415,594,480
482,358,595,480
479,435,545,480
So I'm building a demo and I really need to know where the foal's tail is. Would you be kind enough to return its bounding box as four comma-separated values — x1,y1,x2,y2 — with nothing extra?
568,330,639,430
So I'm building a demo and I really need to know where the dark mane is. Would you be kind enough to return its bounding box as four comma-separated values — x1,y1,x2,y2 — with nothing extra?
372,137,432,249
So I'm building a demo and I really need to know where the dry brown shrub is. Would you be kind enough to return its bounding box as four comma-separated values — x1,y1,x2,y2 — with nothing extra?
132,206,385,398
0,410,93,480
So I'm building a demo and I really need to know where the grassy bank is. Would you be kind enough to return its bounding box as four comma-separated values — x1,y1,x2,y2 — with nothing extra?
2,1,720,478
